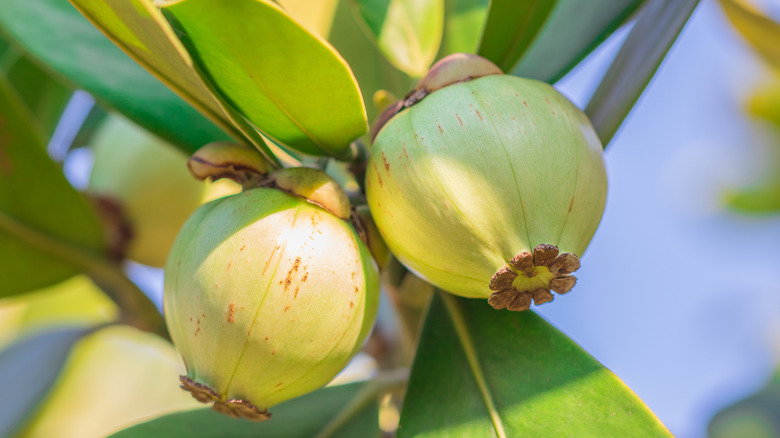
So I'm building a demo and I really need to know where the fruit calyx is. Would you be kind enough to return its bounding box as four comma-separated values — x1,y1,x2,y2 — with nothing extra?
488,244,581,311
188,142,270,189
180,376,270,422
370,53,502,142
262,167,351,219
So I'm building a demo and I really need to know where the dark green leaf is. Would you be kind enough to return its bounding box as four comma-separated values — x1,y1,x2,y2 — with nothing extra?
351,0,444,77
0,0,230,153
585,0,700,147
163,0,368,159
2,52,71,138
511,0,644,83
0,325,92,437
477,0,556,73
397,292,671,437
0,73,105,297
110,382,379,438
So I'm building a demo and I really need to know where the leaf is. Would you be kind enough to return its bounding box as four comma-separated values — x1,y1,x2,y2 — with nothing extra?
276,0,340,38
397,292,671,437
328,0,414,125
719,0,780,71
439,0,489,56
66,0,277,162
162,0,368,159
511,0,645,83
109,382,379,438
584,0,700,147
723,78,780,214
352,0,444,77
0,0,230,153
2,52,71,138
0,73,105,297
0,276,118,347
476,0,557,73
0,325,93,437
708,370,780,438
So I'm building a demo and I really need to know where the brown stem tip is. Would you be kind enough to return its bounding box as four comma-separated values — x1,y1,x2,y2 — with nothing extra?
488,244,581,311
180,375,271,422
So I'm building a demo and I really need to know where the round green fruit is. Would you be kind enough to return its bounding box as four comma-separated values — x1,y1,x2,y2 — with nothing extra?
164,170,379,420
366,54,607,311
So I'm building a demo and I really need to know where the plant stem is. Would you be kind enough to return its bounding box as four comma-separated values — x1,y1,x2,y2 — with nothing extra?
314,368,409,438
0,211,168,339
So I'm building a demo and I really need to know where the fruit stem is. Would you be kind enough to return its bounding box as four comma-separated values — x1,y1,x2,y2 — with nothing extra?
0,211,169,340
313,368,409,438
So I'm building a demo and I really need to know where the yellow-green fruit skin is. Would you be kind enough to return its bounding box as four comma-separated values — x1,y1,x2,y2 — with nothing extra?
164,188,379,410
366,75,607,299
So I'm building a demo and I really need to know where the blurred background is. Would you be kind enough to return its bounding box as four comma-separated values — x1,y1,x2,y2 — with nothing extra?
3,0,780,437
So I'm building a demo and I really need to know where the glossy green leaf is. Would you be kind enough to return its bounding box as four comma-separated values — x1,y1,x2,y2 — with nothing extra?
329,0,414,125
67,0,276,162
439,0,488,56
0,326,93,437
585,0,700,147
163,0,368,159
719,0,780,71
1,52,71,138
110,382,378,438
512,0,644,83
0,0,230,153
352,0,444,77
0,74,105,297
477,0,556,73
397,292,671,437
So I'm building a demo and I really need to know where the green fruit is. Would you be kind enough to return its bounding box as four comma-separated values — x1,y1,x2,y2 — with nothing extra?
88,116,241,267
366,54,607,311
164,169,379,420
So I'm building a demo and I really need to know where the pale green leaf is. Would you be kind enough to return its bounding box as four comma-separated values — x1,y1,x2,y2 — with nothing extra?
163,0,368,158
352,0,444,77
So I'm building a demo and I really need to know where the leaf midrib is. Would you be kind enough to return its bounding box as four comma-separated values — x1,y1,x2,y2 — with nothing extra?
439,291,507,438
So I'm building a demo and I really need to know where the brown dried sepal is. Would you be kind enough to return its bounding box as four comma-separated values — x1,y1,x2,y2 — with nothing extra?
180,376,271,422
488,244,582,311
509,251,534,275
488,288,532,312
489,266,517,291
533,244,559,266
549,253,580,275
550,275,577,294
